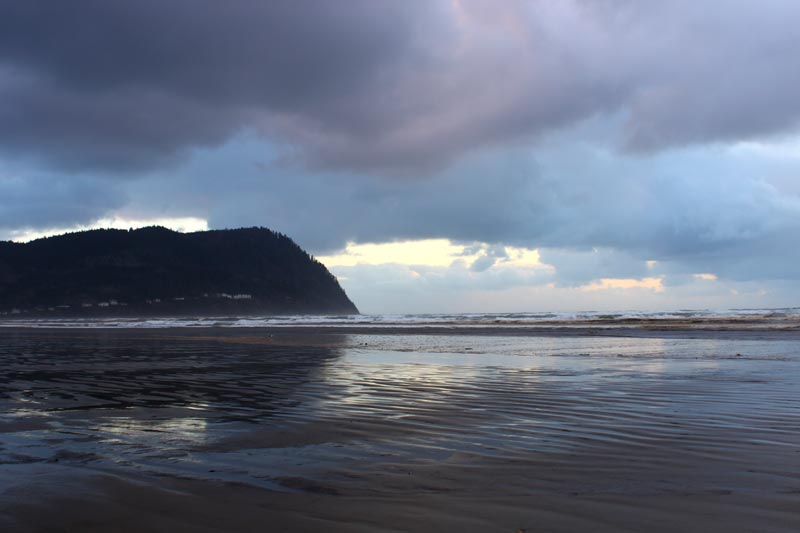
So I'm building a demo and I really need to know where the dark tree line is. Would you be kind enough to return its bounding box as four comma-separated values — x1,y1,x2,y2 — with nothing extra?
0,227,358,316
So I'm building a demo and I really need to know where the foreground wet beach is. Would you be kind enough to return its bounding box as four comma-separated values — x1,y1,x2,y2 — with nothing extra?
1,327,799,532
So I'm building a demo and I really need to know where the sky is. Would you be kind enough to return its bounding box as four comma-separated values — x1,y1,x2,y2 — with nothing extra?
2,0,800,314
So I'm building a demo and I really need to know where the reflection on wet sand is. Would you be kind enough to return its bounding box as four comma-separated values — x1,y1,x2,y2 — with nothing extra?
0,328,799,532
0,330,345,483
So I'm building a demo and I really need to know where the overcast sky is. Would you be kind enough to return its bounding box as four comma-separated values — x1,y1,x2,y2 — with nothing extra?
2,0,800,313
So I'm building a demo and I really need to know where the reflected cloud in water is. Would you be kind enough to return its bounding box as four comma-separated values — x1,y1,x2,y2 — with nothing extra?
0,328,798,493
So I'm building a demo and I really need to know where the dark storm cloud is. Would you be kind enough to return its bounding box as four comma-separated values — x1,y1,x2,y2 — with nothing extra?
0,1,413,101
0,71,246,170
0,0,431,170
616,1,800,152
2,0,800,173
0,170,124,236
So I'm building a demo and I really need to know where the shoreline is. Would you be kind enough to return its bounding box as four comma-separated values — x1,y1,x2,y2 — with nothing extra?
2,323,800,340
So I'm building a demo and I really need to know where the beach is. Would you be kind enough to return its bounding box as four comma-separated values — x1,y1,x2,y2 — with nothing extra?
0,323,798,532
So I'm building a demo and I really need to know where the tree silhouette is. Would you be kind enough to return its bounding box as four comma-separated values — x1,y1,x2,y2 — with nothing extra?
0,227,358,316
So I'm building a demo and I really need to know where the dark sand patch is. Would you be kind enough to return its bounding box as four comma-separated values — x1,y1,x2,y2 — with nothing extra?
2,468,798,533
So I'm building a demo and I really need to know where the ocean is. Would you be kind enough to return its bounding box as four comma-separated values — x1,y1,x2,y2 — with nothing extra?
2,307,799,329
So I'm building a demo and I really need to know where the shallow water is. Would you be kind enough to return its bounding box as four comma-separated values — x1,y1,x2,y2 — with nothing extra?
1,330,798,479
0,328,799,531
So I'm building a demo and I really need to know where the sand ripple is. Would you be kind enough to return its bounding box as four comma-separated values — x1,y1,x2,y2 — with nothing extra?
0,328,798,531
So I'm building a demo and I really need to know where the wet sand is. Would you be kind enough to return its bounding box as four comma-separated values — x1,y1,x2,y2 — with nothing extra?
0,327,798,532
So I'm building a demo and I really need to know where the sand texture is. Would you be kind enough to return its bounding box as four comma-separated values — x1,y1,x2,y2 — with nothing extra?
0,328,798,532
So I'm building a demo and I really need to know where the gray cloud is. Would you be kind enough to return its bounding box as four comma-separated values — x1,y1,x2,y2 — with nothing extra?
0,0,429,171
0,170,124,236
119,132,800,284
470,245,509,273
1,1,800,173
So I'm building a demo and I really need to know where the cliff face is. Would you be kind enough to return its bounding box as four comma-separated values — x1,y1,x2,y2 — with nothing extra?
0,227,358,316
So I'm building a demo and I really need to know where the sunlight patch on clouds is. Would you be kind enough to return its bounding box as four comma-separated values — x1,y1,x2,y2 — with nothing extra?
318,239,467,267
317,239,548,271
580,277,665,292
693,273,718,281
504,248,547,268
8,216,209,242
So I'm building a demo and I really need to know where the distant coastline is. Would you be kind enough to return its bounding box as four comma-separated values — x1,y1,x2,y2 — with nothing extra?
0,226,359,317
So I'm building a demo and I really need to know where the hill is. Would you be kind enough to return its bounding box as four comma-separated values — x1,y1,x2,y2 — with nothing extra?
0,227,358,317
